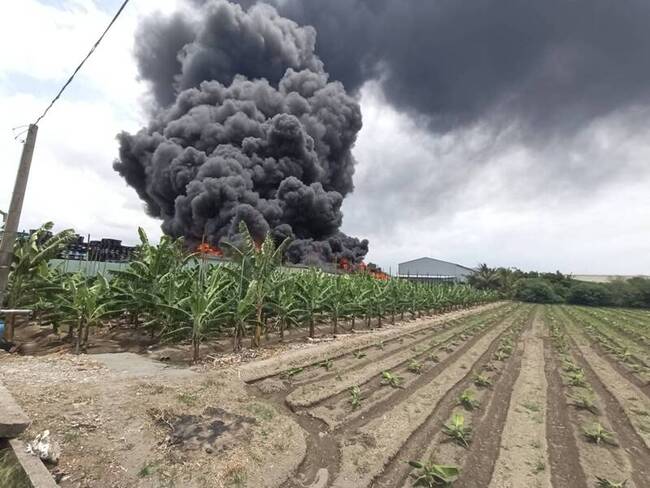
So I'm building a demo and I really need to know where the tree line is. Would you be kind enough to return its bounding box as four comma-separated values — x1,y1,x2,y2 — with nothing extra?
469,263,650,307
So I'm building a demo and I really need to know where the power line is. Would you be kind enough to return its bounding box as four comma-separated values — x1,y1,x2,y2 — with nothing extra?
33,0,131,126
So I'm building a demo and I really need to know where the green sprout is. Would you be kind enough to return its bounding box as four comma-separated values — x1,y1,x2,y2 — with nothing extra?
283,367,304,379
458,390,480,410
319,359,334,370
381,371,403,388
569,393,599,415
408,461,459,487
473,373,492,388
442,413,472,448
350,385,362,410
408,359,423,374
583,422,617,446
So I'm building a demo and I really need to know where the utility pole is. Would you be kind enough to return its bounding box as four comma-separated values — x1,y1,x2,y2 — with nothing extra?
0,124,38,307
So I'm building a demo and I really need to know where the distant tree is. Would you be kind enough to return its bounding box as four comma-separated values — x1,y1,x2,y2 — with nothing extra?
567,282,613,307
514,279,562,304
469,263,501,291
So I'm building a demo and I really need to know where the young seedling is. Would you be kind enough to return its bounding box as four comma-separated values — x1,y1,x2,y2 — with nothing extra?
569,393,599,415
442,413,472,448
562,358,581,373
319,359,334,370
408,359,423,374
350,385,362,410
583,422,617,446
408,461,459,487
494,350,508,361
595,477,627,488
283,367,303,379
458,390,480,410
353,350,367,359
428,352,440,363
381,371,403,388
567,369,588,387
473,373,492,388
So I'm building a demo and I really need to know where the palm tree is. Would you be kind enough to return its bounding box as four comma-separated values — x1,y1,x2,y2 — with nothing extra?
469,263,501,291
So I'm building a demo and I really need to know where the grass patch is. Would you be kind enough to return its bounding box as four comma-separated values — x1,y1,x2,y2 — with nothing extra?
521,401,541,413
177,392,198,406
246,403,275,422
138,461,159,478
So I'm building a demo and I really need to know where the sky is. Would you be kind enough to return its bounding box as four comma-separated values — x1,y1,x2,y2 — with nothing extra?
1,0,649,275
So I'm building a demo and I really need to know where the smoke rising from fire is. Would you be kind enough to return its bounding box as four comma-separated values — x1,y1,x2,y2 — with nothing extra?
114,0,368,264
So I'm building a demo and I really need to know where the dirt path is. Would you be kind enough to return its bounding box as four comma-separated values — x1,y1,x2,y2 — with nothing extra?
489,308,551,488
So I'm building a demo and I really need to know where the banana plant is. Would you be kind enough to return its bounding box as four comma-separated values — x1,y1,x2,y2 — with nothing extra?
222,222,288,348
56,273,117,354
4,222,74,309
295,269,333,338
158,263,234,361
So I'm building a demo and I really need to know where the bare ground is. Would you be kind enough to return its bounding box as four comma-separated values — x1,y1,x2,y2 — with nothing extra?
2,302,650,488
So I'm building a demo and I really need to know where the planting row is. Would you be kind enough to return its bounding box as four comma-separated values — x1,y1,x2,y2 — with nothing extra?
5,225,498,359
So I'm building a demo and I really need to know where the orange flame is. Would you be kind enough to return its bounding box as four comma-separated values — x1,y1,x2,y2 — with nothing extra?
196,242,223,256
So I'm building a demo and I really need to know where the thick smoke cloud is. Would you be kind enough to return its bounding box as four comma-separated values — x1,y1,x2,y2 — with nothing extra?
270,0,650,136
116,0,368,264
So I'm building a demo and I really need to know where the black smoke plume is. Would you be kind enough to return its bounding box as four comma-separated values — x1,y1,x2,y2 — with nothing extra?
269,0,650,137
115,0,368,265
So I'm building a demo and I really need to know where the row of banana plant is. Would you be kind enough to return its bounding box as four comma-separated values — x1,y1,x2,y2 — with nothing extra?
7,223,498,361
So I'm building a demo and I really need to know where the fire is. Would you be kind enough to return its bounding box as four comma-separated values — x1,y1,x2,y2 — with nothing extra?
337,258,389,280
196,242,223,257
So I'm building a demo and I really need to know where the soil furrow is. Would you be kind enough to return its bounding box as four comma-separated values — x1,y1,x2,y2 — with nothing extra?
377,305,534,488
241,302,508,383
561,307,650,395
544,309,641,487
286,307,519,410
329,311,520,488
488,307,551,488
562,319,650,451
288,305,511,390
543,337,588,488
304,308,524,428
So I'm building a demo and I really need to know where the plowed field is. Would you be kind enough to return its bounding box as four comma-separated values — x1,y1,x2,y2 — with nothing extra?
3,303,650,487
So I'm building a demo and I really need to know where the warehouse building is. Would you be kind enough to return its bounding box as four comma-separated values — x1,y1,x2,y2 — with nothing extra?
398,257,475,283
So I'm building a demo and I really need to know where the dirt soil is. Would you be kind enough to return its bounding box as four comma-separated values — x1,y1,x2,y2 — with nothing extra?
2,302,650,488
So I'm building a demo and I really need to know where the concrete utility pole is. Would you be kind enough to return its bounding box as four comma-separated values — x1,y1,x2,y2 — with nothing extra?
0,124,38,307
